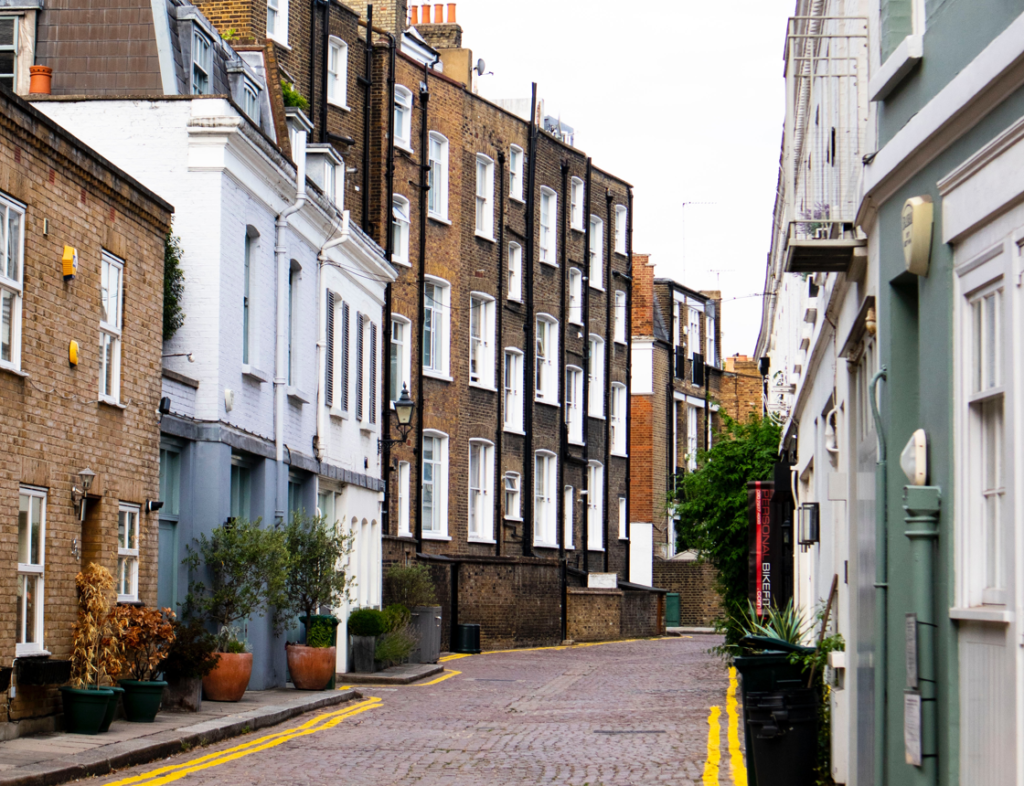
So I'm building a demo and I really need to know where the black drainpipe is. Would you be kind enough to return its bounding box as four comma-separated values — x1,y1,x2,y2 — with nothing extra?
603,189,613,574
624,185,634,580
319,0,329,142
380,12,398,535
414,74,429,554
495,150,506,557
581,157,592,573
309,0,317,128
359,5,376,232
522,83,538,558
558,159,569,559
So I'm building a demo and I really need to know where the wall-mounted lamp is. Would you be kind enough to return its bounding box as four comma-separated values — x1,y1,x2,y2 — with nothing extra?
798,502,820,546
146,499,164,513
900,428,928,486
159,397,171,415
71,468,96,521
379,384,416,454
162,352,195,363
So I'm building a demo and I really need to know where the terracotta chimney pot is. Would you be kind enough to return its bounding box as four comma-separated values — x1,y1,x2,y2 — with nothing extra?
434,3,443,23
421,4,430,23
410,5,418,23
447,3,456,23
29,65,53,95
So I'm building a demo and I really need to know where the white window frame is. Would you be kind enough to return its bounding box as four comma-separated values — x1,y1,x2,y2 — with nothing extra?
191,27,212,95
504,472,521,521
707,314,717,368
0,192,25,373
99,251,124,404
327,37,348,108
589,215,604,290
117,502,141,602
394,85,413,152
329,295,349,414
956,248,1011,608
507,242,522,302
587,461,604,551
504,348,524,433
242,78,261,124
618,496,627,540
469,293,496,389
392,195,411,266
468,439,495,542
509,145,524,202
589,334,605,418
611,382,627,456
397,461,411,536
390,314,411,404
428,132,449,220
16,486,45,656
475,154,495,240
568,268,583,325
0,17,19,92
688,307,701,355
535,314,559,405
614,290,627,344
687,404,699,471
267,0,288,44
539,187,557,266
570,177,585,231
566,366,584,444
422,430,449,539
563,486,574,549
614,205,627,254
423,277,451,379
534,451,558,548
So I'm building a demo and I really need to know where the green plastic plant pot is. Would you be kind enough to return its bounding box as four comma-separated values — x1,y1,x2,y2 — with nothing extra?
98,686,125,733
119,680,168,722
59,686,114,735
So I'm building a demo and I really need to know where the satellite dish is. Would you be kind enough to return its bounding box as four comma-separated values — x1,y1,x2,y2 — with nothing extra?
476,58,486,74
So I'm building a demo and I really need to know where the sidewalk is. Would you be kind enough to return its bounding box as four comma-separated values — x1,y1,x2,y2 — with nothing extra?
0,688,356,786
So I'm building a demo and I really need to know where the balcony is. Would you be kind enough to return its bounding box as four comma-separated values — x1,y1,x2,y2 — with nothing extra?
783,14,868,274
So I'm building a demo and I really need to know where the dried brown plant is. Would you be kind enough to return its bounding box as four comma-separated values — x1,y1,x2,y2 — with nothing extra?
107,606,177,682
69,563,126,688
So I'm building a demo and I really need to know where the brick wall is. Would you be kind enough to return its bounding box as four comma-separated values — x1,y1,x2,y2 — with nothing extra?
566,588,621,643
0,91,172,726
621,590,660,638
653,560,724,627
719,355,763,423
457,558,562,650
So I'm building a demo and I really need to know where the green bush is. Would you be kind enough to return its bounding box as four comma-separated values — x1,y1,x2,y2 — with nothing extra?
374,626,417,667
280,80,309,111
347,608,386,638
161,619,220,680
384,564,437,608
381,604,411,633
163,232,186,341
225,640,246,654
305,617,336,649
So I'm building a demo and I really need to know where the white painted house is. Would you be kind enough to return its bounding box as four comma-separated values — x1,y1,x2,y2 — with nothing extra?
35,6,394,685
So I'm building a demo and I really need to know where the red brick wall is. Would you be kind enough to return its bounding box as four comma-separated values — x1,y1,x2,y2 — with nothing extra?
566,588,621,643
653,561,724,627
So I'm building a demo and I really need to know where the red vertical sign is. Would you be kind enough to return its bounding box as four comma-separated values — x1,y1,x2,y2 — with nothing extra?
754,481,772,616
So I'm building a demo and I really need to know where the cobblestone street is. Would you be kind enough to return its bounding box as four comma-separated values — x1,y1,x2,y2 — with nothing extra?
75,637,744,786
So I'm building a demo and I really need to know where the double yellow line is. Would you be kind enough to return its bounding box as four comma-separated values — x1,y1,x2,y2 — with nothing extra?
702,667,747,786
102,697,382,786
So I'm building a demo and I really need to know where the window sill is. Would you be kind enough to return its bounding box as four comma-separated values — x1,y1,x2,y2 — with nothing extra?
589,284,606,292
503,516,523,522
535,397,560,407
242,364,269,384
328,100,351,112
619,537,630,542
117,597,142,605
539,259,559,269
474,232,495,243
614,250,627,258
329,407,348,420
15,647,51,658
568,438,585,446
428,214,452,226
569,319,583,327
869,34,923,102
586,546,606,553
269,34,291,51
287,387,311,405
589,414,606,421
510,196,525,205
422,532,451,541
396,142,414,155
614,339,627,346
503,427,525,436
533,541,559,550
468,537,497,544
571,225,584,234
949,606,1013,624
423,370,453,382
391,257,412,268
98,397,126,410
611,451,629,459
0,364,27,378
469,382,497,393
507,296,523,304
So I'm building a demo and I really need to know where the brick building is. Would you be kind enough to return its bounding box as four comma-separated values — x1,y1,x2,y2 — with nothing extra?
0,88,172,736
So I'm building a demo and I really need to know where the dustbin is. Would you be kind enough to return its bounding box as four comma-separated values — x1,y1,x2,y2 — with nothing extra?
744,688,818,786
665,593,681,628
733,636,816,786
452,623,481,654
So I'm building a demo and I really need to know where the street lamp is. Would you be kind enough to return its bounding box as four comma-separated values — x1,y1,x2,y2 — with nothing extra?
71,468,96,521
379,384,416,454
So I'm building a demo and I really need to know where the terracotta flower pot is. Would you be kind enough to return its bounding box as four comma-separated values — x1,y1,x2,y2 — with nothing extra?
29,66,52,95
286,644,336,690
202,652,252,702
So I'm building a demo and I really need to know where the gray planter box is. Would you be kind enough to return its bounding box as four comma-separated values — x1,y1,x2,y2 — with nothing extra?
410,606,442,664
350,635,377,674
161,676,202,712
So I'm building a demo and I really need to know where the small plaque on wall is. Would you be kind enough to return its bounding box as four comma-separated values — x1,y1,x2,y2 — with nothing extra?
904,691,922,767
906,613,918,689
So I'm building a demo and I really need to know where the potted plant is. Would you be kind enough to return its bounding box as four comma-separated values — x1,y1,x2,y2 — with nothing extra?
107,605,176,722
183,518,288,701
384,563,440,663
61,564,126,734
347,609,387,674
283,511,354,690
160,619,220,712
374,604,417,668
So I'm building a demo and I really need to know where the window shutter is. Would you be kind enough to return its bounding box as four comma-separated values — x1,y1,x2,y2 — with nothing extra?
356,312,364,421
341,301,350,411
369,321,377,424
692,353,705,387
325,291,335,407
675,346,686,380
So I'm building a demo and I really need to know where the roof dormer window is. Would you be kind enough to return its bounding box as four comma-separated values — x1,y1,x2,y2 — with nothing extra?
192,29,212,95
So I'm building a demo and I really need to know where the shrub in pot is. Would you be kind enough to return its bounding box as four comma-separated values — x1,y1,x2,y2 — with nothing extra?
347,609,386,674
283,511,354,690
160,619,220,712
384,564,440,663
374,604,417,668
61,564,126,734
183,518,288,701
107,605,176,722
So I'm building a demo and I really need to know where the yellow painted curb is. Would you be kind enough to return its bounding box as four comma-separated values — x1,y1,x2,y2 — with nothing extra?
703,705,722,785
727,667,748,786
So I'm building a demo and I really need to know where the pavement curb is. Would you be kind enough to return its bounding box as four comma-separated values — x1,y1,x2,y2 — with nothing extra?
0,689,357,786
339,663,443,685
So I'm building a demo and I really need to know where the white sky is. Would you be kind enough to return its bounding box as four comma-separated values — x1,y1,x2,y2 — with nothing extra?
455,0,795,357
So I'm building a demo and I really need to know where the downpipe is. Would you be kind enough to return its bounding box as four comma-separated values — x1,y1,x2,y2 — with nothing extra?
275,129,307,520
869,366,887,786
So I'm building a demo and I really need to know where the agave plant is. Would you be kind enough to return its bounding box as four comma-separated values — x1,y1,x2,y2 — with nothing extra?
736,599,810,647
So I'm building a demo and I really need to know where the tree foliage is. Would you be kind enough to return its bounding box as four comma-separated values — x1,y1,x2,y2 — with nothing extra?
283,509,355,627
163,232,186,341
668,413,781,648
